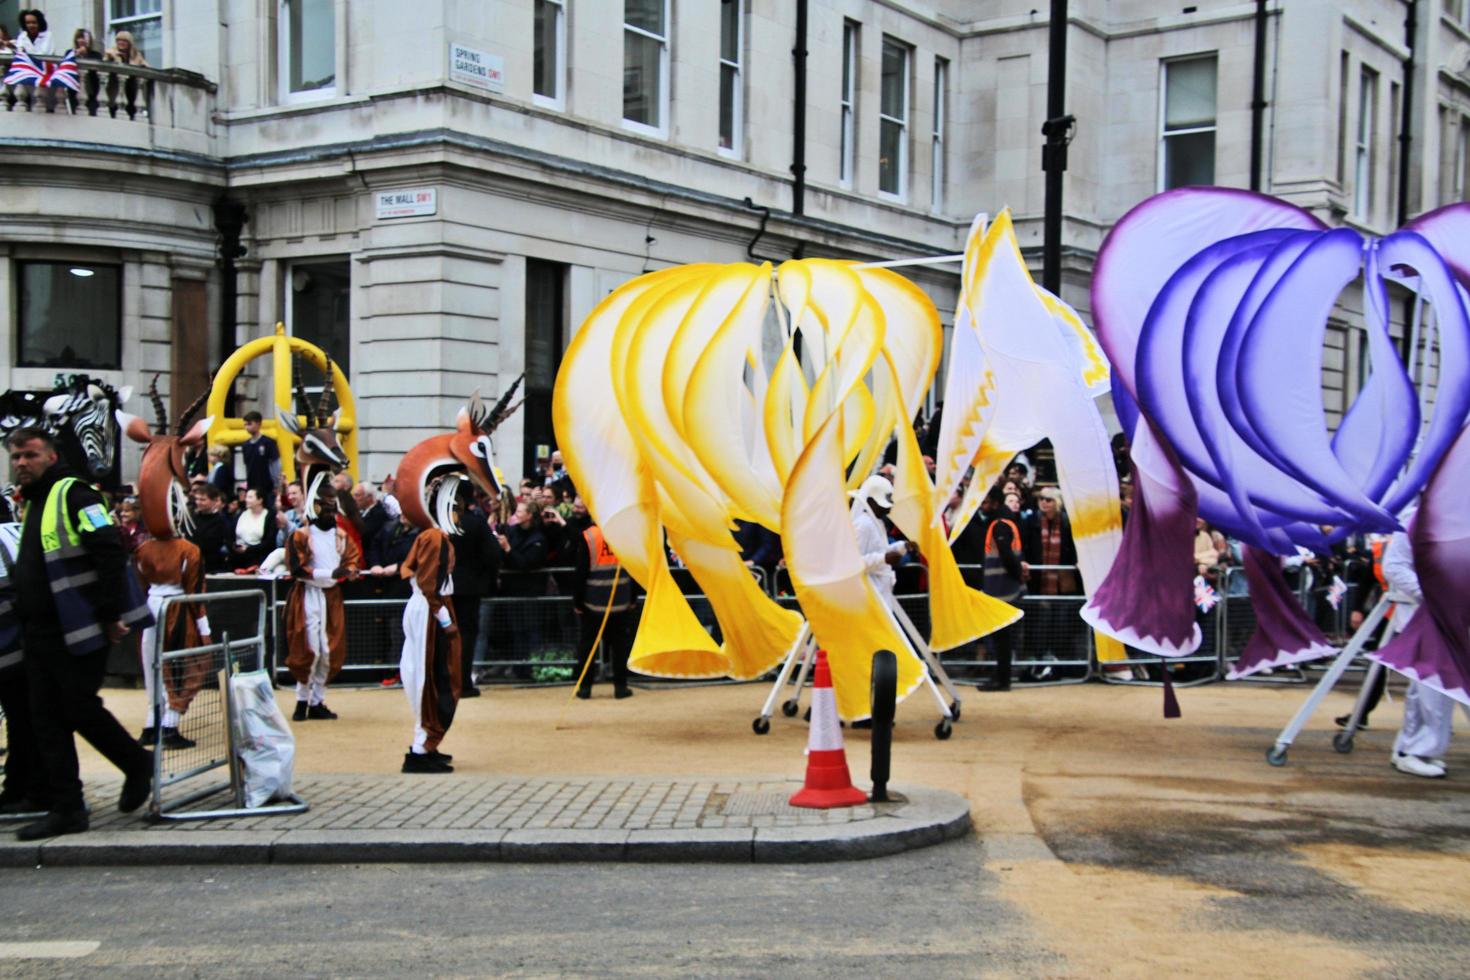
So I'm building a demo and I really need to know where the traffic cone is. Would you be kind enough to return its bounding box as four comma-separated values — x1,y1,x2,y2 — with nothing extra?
789,650,869,809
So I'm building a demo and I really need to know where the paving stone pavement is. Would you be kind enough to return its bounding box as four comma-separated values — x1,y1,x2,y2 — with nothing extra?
0,773,971,866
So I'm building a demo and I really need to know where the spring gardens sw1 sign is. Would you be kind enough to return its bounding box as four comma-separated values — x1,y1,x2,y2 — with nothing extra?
450,43,505,94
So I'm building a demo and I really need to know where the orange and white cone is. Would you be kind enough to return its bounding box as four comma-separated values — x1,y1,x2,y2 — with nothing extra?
789,650,869,809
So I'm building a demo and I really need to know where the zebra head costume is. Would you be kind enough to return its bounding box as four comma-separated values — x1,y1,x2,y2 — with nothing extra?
0,375,131,490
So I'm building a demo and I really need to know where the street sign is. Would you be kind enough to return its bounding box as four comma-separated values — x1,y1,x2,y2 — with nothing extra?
450,43,505,93
374,188,438,220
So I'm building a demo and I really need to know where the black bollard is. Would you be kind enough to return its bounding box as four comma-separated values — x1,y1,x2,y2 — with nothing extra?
869,649,898,802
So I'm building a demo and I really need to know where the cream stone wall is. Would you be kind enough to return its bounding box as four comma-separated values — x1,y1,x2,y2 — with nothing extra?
0,0,1459,486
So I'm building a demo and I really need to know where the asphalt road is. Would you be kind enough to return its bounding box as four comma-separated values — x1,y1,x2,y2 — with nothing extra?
1,818,1467,979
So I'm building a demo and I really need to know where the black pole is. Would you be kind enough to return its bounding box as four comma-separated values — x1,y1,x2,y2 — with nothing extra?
868,649,897,802
1041,0,1071,295
791,0,809,217
213,200,246,418
1249,0,1268,191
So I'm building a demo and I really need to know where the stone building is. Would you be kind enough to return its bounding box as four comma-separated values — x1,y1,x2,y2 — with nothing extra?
0,0,1459,484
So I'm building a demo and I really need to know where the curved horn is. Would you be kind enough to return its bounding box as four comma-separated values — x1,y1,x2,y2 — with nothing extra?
175,375,212,436
316,355,336,424
293,354,316,428
147,375,167,432
486,374,525,433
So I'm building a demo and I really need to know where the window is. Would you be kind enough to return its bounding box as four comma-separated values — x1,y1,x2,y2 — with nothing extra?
18,262,122,370
108,0,162,65
932,57,948,211
288,260,351,379
879,38,909,197
280,0,336,101
533,0,566,107
1355,67,1378,218
718,0,743,153
623,0,669,133
523,259,567,476
839,21,858,185
1159,55,1217,190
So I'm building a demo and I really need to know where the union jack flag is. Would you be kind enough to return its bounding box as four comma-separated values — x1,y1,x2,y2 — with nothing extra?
47,51,80,92
1192,575,1219,613
3,50,44,86
2,50,79,90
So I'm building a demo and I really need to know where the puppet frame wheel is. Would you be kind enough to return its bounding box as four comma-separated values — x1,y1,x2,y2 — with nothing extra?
752,716,770,735
1266,745,1288,766
780,699,799,718
934,718,953,740
1332,732,1354,754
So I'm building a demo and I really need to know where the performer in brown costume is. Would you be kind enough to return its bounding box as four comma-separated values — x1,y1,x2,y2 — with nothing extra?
121,378,215,750
394,383,520,774
278,367,357,722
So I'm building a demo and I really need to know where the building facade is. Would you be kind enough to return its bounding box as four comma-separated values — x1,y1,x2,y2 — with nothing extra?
0,0,1459,484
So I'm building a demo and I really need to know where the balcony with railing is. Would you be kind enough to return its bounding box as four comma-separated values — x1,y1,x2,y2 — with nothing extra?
0,54,218,161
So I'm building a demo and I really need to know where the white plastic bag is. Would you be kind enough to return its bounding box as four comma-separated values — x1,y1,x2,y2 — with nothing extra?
229,669,297,808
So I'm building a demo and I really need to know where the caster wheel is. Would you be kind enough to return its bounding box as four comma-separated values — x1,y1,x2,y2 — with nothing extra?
949,700,962,721
1266,745,1288,767
752,716,770,735
1332,732,1354,754
934,718,953,740
781,699,799,718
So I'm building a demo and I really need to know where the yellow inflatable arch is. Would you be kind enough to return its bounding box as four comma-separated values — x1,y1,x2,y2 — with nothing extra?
206,323,359,483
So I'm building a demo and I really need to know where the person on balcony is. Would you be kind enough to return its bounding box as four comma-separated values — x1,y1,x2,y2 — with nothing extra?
104,28,146,65
15,10,52,55
103,28,148,117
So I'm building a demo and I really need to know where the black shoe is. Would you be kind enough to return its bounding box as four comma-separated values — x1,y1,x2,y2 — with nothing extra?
292,701,308,722
161,727,196,750
977,676,1012,692
306,703,338,720
851,718,873,730
427,749,453,763
575,688,591,700
119,763,152,814
614,687,634,700
402,751,453,774
1334,713,1370,730
138,726,158,746
461,686,482,698
17,810,89,841
0,795,43,816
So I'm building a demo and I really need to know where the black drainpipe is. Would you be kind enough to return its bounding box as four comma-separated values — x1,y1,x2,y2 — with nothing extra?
1398,0,1418,364
791,0,809,217
213,201,247,417
1249,0,1268,191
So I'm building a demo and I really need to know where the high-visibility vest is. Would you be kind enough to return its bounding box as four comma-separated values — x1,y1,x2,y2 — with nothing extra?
982,517,1024,601
36,477,153,656
582,525,631,612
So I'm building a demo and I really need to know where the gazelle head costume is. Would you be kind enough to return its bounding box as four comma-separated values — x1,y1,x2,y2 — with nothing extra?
118,376,213,539
277,356,351,522
396,379,523,534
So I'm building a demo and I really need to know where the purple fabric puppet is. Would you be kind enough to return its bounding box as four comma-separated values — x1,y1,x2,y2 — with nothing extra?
1088,188,1470,676
1368,423,1470,707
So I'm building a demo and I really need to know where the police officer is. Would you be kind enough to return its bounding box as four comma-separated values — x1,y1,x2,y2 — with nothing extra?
572,519,635,700
7,428,154,840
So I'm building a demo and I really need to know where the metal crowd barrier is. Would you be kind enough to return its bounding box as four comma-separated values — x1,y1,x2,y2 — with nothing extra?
210,554,1379,693
148,589,308,822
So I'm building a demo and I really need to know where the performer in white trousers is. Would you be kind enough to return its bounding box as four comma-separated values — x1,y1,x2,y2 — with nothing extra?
1385,514,1455,778
398,525,460,773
